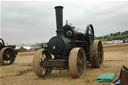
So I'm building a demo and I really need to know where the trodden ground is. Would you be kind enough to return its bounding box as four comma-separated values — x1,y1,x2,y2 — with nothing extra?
0,43,128,85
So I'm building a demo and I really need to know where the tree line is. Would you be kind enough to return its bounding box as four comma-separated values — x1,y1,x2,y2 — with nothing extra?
96,30,128,41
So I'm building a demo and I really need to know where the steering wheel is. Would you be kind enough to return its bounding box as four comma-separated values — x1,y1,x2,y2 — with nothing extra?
85,24,95,44
0,38,5,48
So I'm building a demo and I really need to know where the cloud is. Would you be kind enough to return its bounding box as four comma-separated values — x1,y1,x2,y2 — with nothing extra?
1,1,128,44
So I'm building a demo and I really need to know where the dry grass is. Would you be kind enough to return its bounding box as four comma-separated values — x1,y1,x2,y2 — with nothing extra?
0,43,128,85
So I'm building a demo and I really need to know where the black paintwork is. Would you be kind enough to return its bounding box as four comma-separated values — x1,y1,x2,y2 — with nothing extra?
42,6,95,69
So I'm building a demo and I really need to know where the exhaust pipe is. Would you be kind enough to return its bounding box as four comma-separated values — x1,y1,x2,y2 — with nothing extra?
55,6,63,36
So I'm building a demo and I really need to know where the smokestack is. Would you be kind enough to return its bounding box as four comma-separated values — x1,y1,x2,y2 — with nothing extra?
55,6,63,36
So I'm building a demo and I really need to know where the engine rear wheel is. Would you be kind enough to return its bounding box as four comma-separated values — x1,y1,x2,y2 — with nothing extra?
69,47,86,78
0,47,16,65
33,49,52,78
90,40,104,68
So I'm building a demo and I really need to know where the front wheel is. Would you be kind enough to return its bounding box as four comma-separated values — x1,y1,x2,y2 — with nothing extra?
33,49,52,78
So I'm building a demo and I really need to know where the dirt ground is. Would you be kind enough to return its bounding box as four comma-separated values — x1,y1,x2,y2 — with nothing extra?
0,43,128,85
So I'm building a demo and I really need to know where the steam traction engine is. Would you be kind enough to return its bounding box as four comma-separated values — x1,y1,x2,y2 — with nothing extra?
33,6,104,78
0,38,17,65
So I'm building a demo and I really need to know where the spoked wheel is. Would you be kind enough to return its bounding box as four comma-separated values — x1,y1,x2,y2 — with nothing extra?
90,40,104,68
0,47,16,65
85,24,94,44
33,48,52,78
69,47,86,78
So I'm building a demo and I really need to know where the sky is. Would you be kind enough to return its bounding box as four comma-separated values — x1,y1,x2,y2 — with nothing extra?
1,0,128,45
